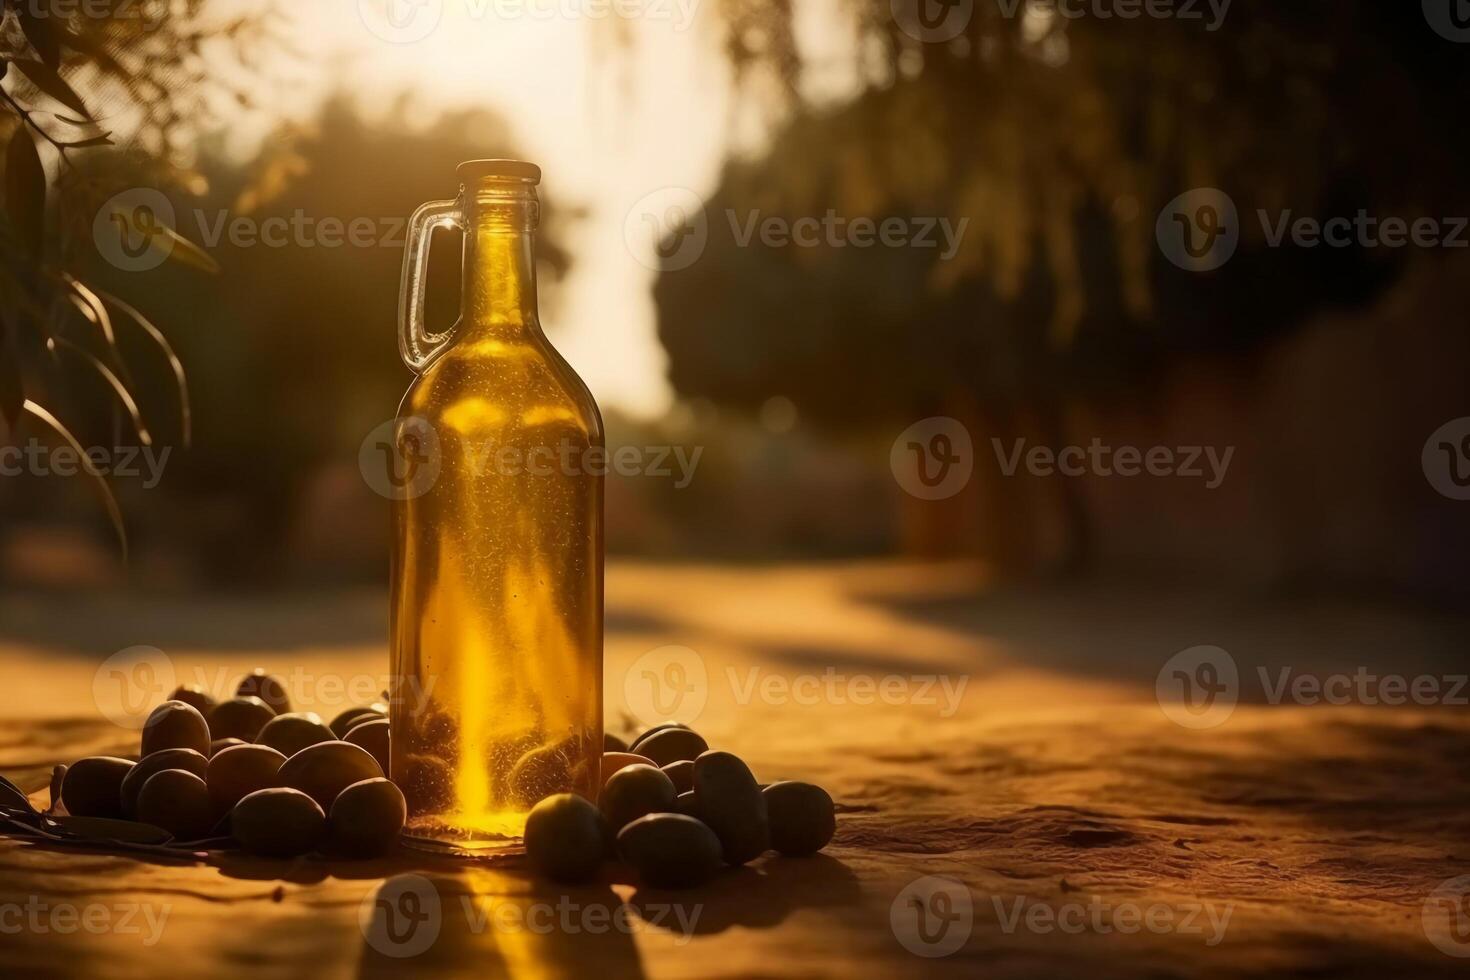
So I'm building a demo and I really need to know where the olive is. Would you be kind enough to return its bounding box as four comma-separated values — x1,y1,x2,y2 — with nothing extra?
629,723,690,753
232,787,325,857
602,752,657,788
524,793,605,882
397,754,453,815
330,704,387,738
636,728,708,767
207,743,287,813
692,751,769,865
120,748,209,817
601,764,676,832
255,713,335,757
509,743,574,806
675,790,700,819
661,760,694,795
278,740,383,810
60,757,133,819
344,719,389,775
603,732,629,753
209,737,247,757
167,684,216,716
209,696,276,741
236,669,291,714
617,813,723,888
140,700,211,757
135,769,214,840
763,781,835,856
327,777,405,858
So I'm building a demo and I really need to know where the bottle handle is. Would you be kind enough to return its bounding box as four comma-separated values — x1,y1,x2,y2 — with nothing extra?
398,198,462,373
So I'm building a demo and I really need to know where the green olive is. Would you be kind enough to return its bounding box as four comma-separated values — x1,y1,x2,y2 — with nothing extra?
330,704,387,738
524,792,605,882
207,743,287,813
763,781,835,856
617,813,723,888
635,728,708,767
327,777,405,858
601,764,676,832
692,751,768,865
60,757,133,819
344,718,389,775
255,713,335,757
141,700,211,757
232,787,325,857
167,684,216,716
236,670,291,714
278,740,383,809
135,769,214,840
120,748,209,817
209,696,276,741
660,760,694,795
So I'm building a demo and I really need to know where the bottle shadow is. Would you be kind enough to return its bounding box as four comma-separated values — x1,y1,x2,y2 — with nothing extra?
623,852,862,935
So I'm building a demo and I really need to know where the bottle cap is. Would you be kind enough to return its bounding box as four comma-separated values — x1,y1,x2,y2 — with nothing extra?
456,159,541,184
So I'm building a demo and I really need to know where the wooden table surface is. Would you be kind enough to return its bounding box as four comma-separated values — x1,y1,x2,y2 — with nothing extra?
2,562,1468,978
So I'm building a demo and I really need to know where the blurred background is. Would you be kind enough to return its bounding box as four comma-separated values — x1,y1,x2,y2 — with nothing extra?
2,0,1468,663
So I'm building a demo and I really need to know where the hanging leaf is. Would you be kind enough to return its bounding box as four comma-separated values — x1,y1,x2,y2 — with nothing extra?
11,59,90,118
18,9,63,69
50,337,151,446
0,314,23,439
5,127,45,260
61,134,114,149
158,224,221,274
22,399,128,559
99,289,191,448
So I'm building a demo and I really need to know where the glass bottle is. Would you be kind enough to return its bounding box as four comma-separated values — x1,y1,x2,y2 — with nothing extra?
389,160,603,855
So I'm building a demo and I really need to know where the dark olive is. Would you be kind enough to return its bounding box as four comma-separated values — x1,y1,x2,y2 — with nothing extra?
207,743,287,813
660,760,694,795
255,713,335,758
763,781,835,856
278,740,383,809
232,787,325,857
636,728,708,767
629,723,690,753
135,769,214,840
601,764,676,832
603,732,629,753
327,777,405,858
209,696,276,741
330,704,387,738
397,754,453,816
602,752,656,788
675,790,700,819
209,737,247,757
120,748,209,817
60,757,133,819
344,718,389,775
167,684,216,716
509,743,574,807
141,700,211,757
617,813,723,888
236,670,291,713
525,792,606,882
692,751,768,865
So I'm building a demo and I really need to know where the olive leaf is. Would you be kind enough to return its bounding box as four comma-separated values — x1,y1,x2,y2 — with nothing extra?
104,203,221,275
0,775,35,813
49,816,172,846
49,338,152,446
0,314,23,438
18,9,63,69
11,60,90,118
98,288,191,447
5,127,46,260
22,399,127,558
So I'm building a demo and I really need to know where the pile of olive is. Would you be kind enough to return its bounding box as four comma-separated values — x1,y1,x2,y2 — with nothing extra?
526,723,835,888
59,670,404,859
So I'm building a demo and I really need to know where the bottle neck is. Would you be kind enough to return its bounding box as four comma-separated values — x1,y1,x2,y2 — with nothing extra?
459,182,539,339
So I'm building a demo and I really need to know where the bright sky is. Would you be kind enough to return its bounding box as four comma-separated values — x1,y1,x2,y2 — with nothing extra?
220,0,860,418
